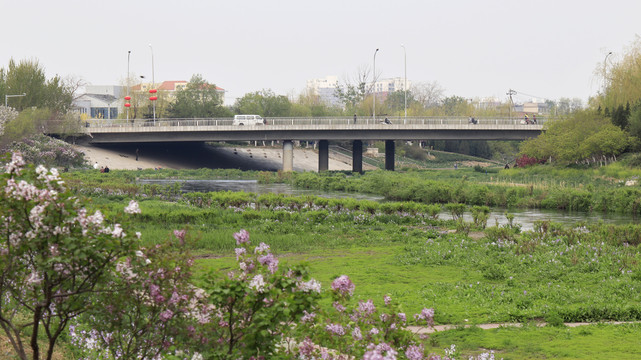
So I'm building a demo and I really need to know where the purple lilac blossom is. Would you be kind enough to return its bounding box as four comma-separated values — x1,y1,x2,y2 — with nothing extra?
331,275,355,296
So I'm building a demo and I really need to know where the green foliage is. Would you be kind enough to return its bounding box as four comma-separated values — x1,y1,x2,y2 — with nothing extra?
167,74,232,118
0,58,72,113
233,89,292,117
520,110,630,164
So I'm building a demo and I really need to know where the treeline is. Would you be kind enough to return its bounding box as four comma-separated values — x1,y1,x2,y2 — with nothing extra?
519,37,641,166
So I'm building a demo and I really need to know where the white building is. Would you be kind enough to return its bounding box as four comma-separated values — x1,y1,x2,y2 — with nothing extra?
73,85,125,119
306,76,340,106
373,77,411,95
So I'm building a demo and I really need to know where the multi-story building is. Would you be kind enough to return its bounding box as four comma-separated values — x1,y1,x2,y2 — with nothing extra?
373,77,411,96
306,76,340,106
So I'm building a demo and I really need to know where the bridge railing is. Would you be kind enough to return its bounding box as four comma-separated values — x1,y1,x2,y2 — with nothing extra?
85,116,545,128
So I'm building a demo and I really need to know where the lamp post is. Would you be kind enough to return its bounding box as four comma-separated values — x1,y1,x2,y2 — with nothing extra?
373,48,379,121
5,93,26,107
401,44,407,124
126,50,131,121
149,44,156,121
603,51,613,94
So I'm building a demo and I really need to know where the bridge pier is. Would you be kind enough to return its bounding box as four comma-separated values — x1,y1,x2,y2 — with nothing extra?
385,140,395,171
283,140,294,172
352,140,363,173
318,140,329,171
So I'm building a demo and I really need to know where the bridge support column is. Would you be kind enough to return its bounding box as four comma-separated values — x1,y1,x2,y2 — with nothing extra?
385,140,395,171
352,140,363,173
283,140,294,172
318,140,329,172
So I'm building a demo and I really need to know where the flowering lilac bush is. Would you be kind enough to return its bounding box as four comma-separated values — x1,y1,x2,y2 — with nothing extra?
70,229,210,360
0,105,18,136
295,272,438,359
187,229,323,358
2,134,86,169
0,152,139,360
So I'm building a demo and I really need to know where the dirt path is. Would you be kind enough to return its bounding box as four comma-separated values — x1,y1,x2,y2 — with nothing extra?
407,321,638,334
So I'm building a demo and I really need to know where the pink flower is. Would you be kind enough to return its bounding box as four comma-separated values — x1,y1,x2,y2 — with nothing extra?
298,337,316,357
384,295,392,305
254,242,270,254
415,307,435,327
124,200,141,214
173,229,186,245
331,275,355,296
234,229,250,245
325,323,345,336
352,326,363,341
299,279,321,293
405,345,424,360
358,299,376,317
235,247,247,260
301,310,316,323
159,309,174,322
333,301,346,313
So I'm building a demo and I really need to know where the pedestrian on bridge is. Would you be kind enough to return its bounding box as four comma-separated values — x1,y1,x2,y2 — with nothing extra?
353,114,357,124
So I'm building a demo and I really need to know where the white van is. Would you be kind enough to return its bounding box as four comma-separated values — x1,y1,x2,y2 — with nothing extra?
233,115,265,126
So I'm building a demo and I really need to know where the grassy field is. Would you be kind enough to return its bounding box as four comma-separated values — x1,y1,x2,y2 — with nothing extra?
55,166,641,358
85,190,640,358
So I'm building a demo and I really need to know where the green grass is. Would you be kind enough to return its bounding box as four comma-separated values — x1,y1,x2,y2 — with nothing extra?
429,323,641,359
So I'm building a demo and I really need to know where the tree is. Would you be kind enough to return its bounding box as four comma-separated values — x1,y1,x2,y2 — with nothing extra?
334,66,371,113
384,90,416,116
520,110,630,164
599,36,641,111
412,81,445,109
0,153,140,360
440,96,472,116
167,74,231,118
0,59,72,114
234,89,291,117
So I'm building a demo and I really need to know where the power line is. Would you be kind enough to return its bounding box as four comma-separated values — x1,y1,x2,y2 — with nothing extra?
511,89,549,101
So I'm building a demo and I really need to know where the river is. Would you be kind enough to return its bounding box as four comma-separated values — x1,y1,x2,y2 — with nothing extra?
138,179,637,231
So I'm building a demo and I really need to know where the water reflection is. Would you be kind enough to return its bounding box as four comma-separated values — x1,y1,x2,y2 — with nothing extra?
138,179,636,231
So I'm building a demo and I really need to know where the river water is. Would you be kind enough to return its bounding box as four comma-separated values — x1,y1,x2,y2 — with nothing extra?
138,179,636,231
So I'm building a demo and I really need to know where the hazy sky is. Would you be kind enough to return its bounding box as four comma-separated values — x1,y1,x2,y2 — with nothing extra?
2,0,640,105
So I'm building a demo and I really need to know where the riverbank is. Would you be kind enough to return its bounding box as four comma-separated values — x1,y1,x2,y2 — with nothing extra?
72,142,366,172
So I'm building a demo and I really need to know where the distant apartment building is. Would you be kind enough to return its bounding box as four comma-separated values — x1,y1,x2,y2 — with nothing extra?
373,77,411,96
306,76,340,106
307,75,412,106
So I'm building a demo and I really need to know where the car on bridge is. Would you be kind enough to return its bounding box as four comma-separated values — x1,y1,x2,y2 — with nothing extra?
233,115,266,126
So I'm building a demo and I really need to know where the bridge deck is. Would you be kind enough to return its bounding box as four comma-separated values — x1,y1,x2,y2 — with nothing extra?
84,117,543,143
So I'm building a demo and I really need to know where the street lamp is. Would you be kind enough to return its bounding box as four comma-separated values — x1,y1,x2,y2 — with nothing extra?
373,48,379,121
401,44,407,123
5,93,26,107
149,44,156,121
126,50,131,121
603,51,613,94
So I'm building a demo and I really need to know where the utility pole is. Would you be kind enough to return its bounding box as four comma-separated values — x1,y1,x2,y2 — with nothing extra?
506,89,517,120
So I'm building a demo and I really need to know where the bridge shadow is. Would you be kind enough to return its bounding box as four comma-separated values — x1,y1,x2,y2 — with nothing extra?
85,142,283,171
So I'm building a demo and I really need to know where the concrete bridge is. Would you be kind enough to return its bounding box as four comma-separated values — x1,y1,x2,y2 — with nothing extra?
82,116,544,172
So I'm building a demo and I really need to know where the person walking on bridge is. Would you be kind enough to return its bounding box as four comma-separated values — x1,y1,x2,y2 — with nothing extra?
353,114,357,124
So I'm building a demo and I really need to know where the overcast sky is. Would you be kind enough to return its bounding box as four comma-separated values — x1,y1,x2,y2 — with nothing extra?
2,0,640,105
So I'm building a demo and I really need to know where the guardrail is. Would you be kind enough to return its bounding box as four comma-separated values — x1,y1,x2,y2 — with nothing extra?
85,116,545,128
